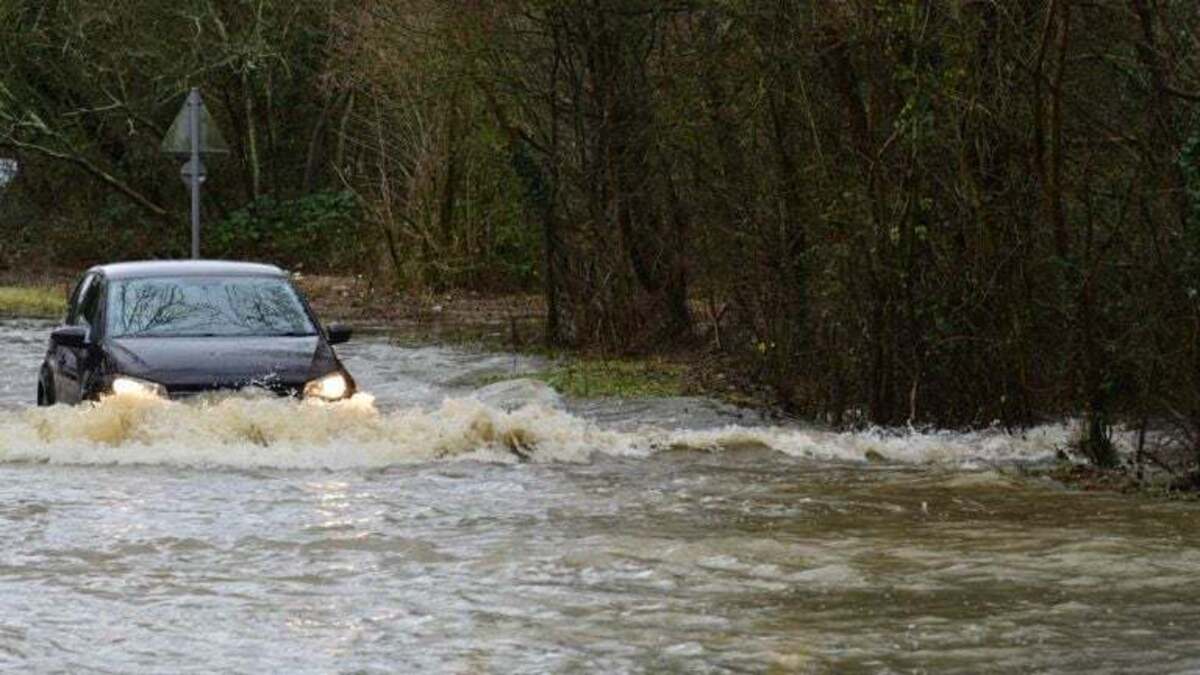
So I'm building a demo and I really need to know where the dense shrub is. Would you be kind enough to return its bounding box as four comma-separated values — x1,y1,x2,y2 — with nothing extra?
209,190,361,271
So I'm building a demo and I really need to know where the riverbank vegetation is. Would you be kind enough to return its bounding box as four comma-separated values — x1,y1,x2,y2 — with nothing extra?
2,1,1200,479
473,358,687,400
0,285,65,318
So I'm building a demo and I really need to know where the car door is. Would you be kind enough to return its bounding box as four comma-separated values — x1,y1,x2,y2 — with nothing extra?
51,274,89,403
54,274,102,404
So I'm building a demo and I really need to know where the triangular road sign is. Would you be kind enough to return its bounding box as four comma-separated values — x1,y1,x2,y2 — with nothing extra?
161,90,229,158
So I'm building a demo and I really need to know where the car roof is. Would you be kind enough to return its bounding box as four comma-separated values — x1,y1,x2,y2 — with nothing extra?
88,260,289,281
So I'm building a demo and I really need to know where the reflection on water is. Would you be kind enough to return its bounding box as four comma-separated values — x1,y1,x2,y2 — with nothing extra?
0,320,1197,673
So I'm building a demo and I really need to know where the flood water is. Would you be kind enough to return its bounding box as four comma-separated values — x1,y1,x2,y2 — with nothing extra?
1,319,1198,673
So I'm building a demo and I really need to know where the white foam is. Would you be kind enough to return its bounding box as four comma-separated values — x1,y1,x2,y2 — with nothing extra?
0,393,1083,470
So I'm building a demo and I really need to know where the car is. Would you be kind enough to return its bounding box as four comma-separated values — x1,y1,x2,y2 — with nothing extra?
37,260,356,405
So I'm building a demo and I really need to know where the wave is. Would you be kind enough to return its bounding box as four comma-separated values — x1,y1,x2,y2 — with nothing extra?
0,389,1087,470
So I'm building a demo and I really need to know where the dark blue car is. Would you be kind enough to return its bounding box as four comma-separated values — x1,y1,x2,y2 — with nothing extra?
38,261,356,405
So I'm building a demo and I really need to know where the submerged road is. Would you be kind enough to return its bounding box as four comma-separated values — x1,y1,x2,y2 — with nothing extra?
0,319,1197,672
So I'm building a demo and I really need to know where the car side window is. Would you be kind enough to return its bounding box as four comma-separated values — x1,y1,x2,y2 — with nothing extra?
66,275,93,325
77,277,102,330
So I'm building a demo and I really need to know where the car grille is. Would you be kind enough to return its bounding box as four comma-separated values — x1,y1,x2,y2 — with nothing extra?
166,382,303,400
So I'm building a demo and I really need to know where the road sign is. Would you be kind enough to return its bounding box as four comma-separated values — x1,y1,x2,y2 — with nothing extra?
180,158,207,186
161,91,228,159
162,88,226,259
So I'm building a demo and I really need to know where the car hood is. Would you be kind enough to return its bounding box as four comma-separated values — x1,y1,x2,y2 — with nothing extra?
104,336,339,391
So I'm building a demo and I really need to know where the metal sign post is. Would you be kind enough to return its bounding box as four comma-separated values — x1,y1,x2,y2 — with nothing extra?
162,88,228,259
188,89,201,259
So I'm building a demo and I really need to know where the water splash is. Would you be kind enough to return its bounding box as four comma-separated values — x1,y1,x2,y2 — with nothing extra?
0,390,1081,470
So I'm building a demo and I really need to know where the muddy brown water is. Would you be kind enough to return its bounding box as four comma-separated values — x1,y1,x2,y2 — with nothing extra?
0,319,1197,673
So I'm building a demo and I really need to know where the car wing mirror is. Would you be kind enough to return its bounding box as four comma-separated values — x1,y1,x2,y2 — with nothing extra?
326,323,352,345
51,325,88,348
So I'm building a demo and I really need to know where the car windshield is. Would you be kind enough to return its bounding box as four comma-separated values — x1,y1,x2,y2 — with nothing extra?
107,276,317,338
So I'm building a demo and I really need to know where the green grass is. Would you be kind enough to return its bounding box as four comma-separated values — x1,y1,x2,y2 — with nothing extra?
0,286,67,318
541,359,685,398
475,357,686,399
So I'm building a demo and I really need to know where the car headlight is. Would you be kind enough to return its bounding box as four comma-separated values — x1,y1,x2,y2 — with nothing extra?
110,376,168,399
304,372,349,401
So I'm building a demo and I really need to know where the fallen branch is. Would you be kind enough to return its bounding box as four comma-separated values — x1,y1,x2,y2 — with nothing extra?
0,138,170,219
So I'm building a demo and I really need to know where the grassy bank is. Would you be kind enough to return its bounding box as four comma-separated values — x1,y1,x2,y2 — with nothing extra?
474,357,688,399
0,286,66,318
535,358,685,398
